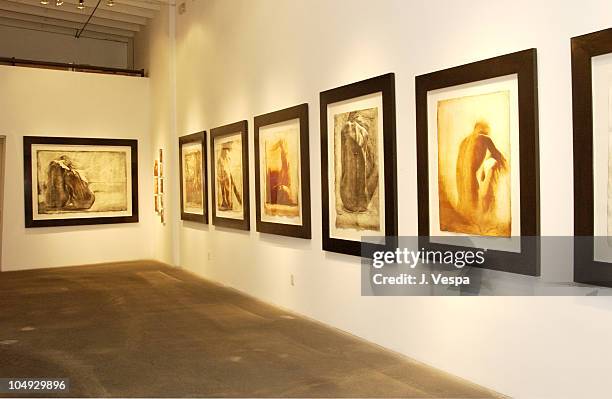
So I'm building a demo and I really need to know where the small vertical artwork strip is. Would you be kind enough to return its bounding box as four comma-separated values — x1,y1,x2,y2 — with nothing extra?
155,148,165,224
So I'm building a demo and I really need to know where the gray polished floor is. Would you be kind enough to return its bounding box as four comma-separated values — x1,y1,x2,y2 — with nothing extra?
0,261,504,398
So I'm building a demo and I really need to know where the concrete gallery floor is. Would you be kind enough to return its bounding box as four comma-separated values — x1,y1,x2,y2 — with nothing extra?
0,262,503,398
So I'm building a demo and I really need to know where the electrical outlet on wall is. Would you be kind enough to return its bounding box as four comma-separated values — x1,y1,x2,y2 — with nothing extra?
207,252,212,261
290,274,295,286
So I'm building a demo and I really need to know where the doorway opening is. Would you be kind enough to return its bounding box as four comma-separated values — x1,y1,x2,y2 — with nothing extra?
0,137,5,271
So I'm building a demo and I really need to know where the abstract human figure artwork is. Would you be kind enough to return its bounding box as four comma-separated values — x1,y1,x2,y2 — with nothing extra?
36,149,128,215
182,144,203,213
44,155,95,211
456,121,508,220
262,126,300,219
215,135,243,217
266,139,295,205
437,91,511,237
333,108,380,231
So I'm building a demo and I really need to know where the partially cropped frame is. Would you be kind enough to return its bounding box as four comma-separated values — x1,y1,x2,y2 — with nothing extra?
572,28,612,287
320,73,398,257
415,49,540,276
210,120,250,231
254,104,311,239
179,131,208,224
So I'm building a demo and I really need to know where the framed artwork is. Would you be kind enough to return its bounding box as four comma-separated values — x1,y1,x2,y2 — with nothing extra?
179,132,207,224
415,49,540,276
254,104,311,238
572,28,612,286
320,73,398,256
24,136,139,228
210,120,249,230
154,148,166,224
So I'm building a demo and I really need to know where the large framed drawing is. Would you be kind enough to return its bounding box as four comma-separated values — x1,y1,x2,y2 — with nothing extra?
24,136,139,228
320,73,398,256
210,120,250,230
179,131,207,224
572,28,612,287
415,49,540,276
254,104,311,238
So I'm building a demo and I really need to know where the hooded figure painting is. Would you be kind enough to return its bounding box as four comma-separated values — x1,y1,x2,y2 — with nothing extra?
333,107,381,232
416,49,539,275
321,73,397,256
436,91,512,237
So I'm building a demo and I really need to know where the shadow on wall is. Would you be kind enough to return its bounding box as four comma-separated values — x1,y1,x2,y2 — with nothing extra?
23,223,142,236
181,220,210,232
257,232,314,251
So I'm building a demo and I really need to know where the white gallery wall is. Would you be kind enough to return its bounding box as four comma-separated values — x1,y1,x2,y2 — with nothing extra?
133,4,177,265
169,0,612,398
0,65,153,270
0,24,130,69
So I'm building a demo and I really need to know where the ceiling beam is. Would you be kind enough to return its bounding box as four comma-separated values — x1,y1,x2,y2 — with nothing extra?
116,0,160,11
0,16,131,40
6,0,149,25
0,9,134,36
0,0,141,31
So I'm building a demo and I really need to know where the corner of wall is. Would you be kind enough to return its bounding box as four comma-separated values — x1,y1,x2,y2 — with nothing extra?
134,3,180,266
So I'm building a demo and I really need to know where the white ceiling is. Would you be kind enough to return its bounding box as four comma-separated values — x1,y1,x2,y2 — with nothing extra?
0,0,163,40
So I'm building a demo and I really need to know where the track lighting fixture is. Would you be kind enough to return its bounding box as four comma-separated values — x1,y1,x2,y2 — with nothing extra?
40,0,49,4
55,0,63,5
77,0,84,9
107,0,114,6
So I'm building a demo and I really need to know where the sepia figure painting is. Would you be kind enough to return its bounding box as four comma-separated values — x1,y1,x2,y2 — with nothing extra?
35,149,128,216
322,75,395,255
437,90,511,237
260,121,301,224
182,141,204,215
333,107,381,232
214,133,244,219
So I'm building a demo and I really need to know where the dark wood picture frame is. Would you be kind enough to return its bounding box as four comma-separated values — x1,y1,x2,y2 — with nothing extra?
254,104,311,239
24,136,139,228
415,49,540,276
210,120,250,230
179,131,208,224
572,28,612,286
320,73,398,257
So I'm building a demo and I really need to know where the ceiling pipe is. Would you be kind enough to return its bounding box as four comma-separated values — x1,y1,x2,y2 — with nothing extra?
75,0,101,38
